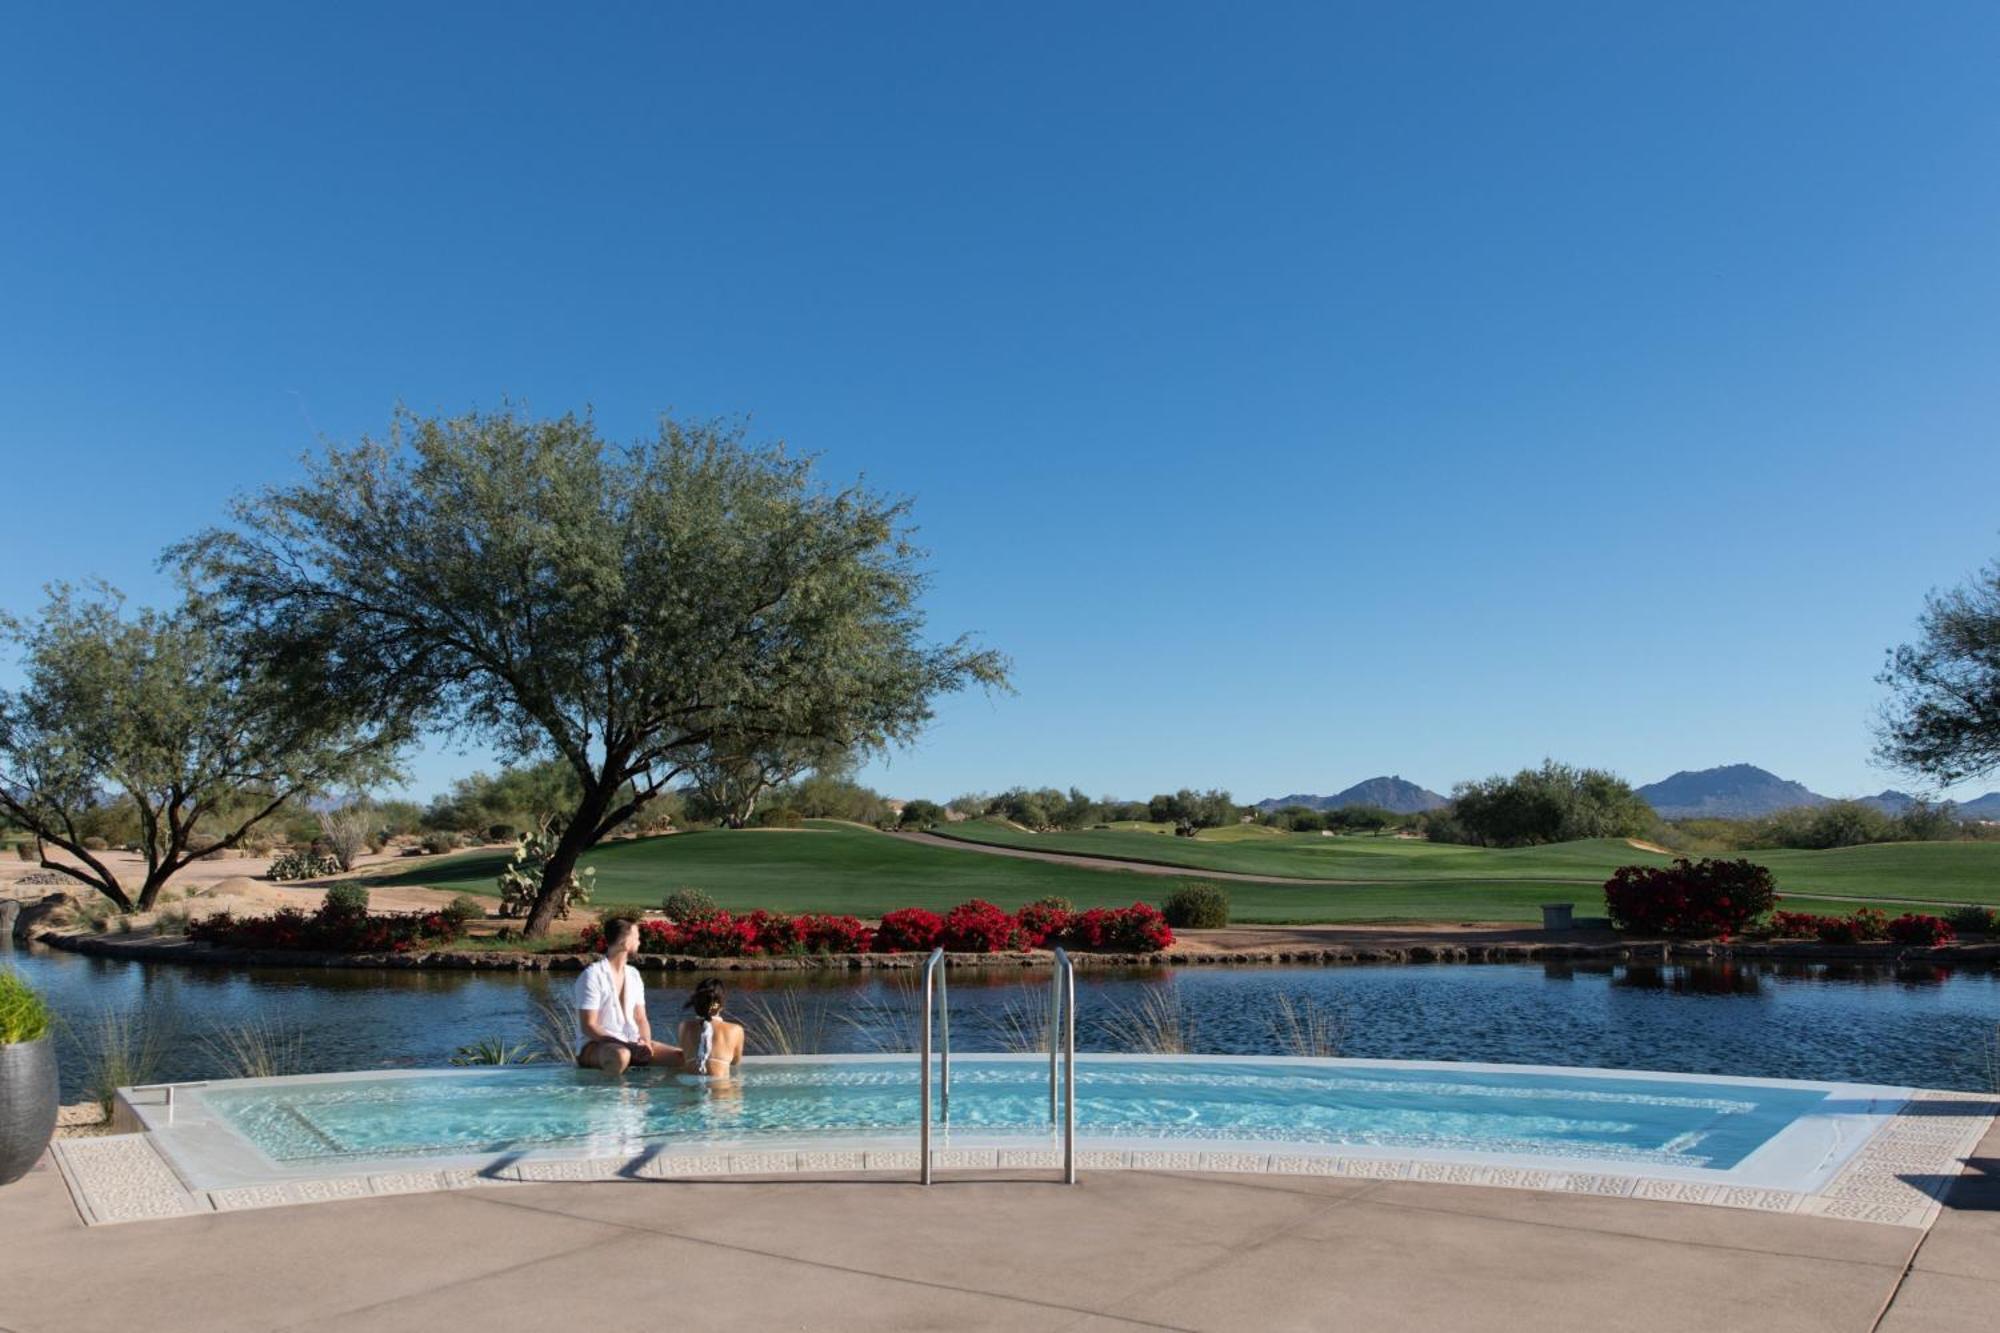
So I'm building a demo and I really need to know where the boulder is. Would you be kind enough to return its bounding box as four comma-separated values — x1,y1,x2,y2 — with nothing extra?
14,892,78,940
0,900,18,938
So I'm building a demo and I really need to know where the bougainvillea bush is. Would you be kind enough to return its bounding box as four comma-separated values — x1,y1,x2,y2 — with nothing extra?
1816,907,1889,944
1767,910,1831,938
188,903,466,953
1602,858,1776,939
941,899,1016,952
576,900,1175,957
1884,914,1956,948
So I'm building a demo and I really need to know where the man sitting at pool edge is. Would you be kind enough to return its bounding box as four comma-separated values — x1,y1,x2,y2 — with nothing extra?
575,916,679,1074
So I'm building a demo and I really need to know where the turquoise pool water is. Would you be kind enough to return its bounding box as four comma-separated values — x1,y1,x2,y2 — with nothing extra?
200,1056,1843,1172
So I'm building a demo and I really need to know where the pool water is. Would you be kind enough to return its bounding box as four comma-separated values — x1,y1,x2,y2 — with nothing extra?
199,1055,1851,1174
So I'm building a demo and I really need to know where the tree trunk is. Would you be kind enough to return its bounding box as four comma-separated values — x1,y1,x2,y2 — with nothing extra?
522,786,613,938
137,869,177,912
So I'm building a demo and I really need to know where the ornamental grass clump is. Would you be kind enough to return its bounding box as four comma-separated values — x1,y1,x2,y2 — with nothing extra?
1603,857,1775,940
0,971,52,1045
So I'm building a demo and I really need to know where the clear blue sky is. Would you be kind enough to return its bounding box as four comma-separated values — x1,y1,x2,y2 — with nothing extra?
4,3,1998,805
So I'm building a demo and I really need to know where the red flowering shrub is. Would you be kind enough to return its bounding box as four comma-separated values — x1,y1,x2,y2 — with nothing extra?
1817,907,1889,944
874,908,945,953
1014,900,1073,948
1768,910,1833,938
1065,903,1173,952
1885,914,1956,948
188,902,465,953
796,913,875,954
941,899,1017,952
1603,858,1776,939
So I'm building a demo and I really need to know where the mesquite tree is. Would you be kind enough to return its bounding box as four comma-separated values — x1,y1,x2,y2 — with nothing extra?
0,585,403,910
1879,556,2000,784
176,407,1009,936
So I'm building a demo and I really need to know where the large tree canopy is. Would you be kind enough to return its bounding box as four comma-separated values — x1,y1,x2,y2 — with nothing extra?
1443,759,1655,848
0,585,402,909
176,407,1009,934
1879,557,2000,784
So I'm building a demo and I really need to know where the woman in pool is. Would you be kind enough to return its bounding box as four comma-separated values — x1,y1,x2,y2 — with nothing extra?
676,979,745,1079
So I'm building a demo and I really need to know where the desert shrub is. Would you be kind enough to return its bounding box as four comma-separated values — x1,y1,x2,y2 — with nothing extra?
443,894,486,926
485,823,515,843
874,907,945,953
661,887,720,921
82,836,110,851
1817,908,1890,944
420,831,463,855
16,841,39,862
1945,905,1997,936
898,799,943,829
1162,881,1230,929
941,899,1017,952
267,850,341,881
323,882,371,917
1885,914,1957,948
1603,858,1776,939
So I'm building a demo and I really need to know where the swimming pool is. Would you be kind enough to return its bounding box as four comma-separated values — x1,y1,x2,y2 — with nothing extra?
127,1054,1911,1197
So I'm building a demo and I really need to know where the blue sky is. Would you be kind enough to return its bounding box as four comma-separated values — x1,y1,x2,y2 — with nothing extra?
3,3,1998,805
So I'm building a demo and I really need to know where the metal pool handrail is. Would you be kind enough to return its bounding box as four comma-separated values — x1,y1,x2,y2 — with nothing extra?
919,946,950,1184
1050,946,1077,1184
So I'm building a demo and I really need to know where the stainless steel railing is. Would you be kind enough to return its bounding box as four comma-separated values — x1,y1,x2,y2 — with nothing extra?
919,944,1077,1186
1050,946,1077,1184
919,946,950,1184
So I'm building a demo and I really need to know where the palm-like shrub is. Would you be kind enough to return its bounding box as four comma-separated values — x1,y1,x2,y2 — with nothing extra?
0,972,51,1044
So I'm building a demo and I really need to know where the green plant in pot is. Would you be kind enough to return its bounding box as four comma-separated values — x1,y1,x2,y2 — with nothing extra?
0,971,58,1186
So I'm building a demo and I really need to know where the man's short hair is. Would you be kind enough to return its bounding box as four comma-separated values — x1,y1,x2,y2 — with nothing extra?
600,916,639,951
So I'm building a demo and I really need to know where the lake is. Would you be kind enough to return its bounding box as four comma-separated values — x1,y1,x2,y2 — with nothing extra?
7,943,1999,1100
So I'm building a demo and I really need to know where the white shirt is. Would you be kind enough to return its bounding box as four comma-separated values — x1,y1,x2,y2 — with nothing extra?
574,958,645,1045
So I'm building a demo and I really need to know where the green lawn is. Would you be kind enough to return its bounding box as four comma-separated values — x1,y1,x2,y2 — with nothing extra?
363,822,1205,916
932,820,1665,882
358,820,1959,923
928,820,2000,905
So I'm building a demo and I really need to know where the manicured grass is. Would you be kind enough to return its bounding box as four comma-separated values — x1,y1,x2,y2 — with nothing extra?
360,821,1994,924
932,821,2000,904
363,822,1204,916
934,820,1664,882
1751,843,2000,905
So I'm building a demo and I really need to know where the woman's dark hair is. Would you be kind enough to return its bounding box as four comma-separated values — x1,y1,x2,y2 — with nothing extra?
685,979,724,1017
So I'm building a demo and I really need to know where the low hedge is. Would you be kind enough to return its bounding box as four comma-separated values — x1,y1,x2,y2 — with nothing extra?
579,899,1174,958
189,902,467,953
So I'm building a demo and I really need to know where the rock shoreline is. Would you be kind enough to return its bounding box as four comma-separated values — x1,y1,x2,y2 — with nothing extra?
31,928,2000,972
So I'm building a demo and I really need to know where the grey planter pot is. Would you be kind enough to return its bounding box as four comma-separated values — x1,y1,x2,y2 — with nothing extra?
0,1037,59,1186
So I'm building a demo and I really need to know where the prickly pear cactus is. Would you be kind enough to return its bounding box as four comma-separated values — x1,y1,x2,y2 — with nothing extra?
496,818,596,919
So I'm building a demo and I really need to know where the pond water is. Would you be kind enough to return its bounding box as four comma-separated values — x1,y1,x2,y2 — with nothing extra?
7,942,2000,1100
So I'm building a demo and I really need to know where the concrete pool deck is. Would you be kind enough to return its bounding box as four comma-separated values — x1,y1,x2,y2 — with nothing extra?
2,1118,1996,1332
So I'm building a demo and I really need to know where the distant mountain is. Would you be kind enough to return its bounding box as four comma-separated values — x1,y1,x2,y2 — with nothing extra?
1955,792,2000,820
1857,789,1920,815
1255,775,1447,815
1635,764,1827,819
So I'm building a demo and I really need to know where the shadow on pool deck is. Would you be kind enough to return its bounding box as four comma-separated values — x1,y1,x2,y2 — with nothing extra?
4,1119,1998,1332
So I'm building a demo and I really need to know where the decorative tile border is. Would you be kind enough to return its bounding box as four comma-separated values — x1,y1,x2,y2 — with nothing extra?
51,1091,1998,1230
